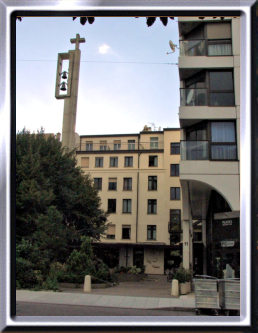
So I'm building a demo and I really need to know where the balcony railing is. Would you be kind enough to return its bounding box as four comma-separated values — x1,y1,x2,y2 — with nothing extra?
168,222,182,234
179,39,232,57
77,142,164,151
180,88,207,106
180,88,234,107
180,141,209,160
181,141,237,160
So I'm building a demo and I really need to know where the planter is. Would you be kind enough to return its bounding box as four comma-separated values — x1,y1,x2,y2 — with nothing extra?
116,273,146,282
179,282,188,295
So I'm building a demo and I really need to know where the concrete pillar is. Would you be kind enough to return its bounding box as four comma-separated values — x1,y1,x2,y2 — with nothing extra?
62,48,81,150
171,279,179,297
84,275,91,292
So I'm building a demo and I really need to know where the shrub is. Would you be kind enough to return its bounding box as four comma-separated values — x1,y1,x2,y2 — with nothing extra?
16,257,38,289
173,267,189,283
42,276,59,291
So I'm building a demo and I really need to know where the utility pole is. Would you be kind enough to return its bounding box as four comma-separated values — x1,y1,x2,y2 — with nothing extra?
55,34,85,150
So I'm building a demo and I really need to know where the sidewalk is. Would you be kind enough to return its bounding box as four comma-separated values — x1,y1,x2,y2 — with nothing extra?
16,290,195,310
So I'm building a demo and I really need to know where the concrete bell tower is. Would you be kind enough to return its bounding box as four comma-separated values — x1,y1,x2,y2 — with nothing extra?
55,34,85,150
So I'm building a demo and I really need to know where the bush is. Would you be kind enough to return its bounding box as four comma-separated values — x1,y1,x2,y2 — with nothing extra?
42,276,59,291
173,267,189,284
16,257,38,289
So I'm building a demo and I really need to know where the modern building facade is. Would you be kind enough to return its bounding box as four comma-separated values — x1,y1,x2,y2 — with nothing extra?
76,127,183,275
177,17,240,277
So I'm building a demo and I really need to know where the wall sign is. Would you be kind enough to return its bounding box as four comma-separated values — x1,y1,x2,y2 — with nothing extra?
222,220,233,226
221,241,235,247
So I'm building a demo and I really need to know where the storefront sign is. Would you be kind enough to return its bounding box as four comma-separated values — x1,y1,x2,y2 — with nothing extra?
222,220,233,226
221,241,235,247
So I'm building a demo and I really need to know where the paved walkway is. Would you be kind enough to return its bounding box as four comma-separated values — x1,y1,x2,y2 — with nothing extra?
16,276,195,310
16,290,195,310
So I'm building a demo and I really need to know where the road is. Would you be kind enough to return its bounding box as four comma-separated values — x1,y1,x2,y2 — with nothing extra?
16,302,197,316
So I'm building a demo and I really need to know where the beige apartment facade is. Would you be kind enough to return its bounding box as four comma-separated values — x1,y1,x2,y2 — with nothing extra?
76,128,183,275
177,17,240,277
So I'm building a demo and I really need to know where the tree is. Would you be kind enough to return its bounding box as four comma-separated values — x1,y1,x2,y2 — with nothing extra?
16,128,108,280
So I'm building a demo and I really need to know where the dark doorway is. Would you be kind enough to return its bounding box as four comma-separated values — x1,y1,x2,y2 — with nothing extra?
133,248,144,268
193,243,203,275
164,248,182,271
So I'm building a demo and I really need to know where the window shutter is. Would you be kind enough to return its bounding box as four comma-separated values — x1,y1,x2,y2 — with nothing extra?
207,22,231,39
107,225,115,235
81,157,89,167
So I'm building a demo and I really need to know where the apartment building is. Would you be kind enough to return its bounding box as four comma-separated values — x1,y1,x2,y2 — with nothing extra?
76,127,183,275
177,17,240,277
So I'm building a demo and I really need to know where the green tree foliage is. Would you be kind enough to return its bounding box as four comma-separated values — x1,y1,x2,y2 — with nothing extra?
16,128,108,287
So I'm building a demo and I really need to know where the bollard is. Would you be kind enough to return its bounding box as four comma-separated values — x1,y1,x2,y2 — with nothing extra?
171,279,179,297
84,275,91,292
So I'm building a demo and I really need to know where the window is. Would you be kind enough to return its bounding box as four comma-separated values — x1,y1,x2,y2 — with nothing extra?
148,199,157,214
108,178,117,191
110,157,118,167
207,22,232,56
170,164,179,176
81,157,89,167
123,199,132,213
94,178,102,190
150,137,159,149
148,176,157,190
169,209,181,233
125,156,133,167
100,140,107,150
122,225,131,239
149,156,158,167
211,121,237,160
107,224,115,239
170,187,181,200
108,199,116,213
171,143,180,154
86,141,93,151
147,225,156,240
128,140,135,150
95,157,103,167
114,140,121,150
123,178,132,191
209,71,234,106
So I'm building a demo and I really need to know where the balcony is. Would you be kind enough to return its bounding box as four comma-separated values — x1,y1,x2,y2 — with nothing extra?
180,88,235,107
168,222,182,234
181,140,237,161
179,39,232,57
77,142,164,152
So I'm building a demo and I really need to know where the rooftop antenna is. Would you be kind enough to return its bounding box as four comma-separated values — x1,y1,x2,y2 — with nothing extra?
148,122,157,131
166,40,179,54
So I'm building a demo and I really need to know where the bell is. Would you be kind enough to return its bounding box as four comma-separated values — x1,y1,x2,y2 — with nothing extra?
61,71,68,79
60,82,67,91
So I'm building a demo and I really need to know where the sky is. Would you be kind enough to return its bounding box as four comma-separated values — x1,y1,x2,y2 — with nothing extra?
16,16,180,136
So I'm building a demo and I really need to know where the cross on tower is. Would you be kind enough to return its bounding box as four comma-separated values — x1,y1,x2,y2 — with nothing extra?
70,33,86,50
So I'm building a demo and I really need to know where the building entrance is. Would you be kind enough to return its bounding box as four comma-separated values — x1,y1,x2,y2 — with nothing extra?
133,248,144,268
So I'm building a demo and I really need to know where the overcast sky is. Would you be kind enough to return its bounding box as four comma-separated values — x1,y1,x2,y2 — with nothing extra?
16,17,180,136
